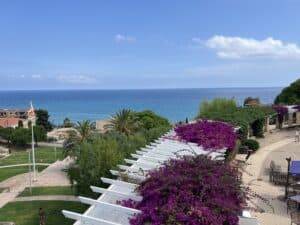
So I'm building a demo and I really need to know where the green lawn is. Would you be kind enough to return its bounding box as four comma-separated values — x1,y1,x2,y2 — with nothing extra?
0,147,63,166
0,201,88,225
0,165,48,182
19,186,76,197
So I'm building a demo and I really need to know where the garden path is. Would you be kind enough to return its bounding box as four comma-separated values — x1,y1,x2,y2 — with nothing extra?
237,129,296,225
12,195,78,202
0,158,72,208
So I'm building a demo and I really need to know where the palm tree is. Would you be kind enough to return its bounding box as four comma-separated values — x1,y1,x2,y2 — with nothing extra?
105,109,138,135
77,120,92,142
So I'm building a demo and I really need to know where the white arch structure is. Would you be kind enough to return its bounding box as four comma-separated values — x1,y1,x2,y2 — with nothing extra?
63,130,228,225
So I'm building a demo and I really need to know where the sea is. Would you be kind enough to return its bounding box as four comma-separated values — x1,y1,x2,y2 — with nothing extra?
0,88,282,124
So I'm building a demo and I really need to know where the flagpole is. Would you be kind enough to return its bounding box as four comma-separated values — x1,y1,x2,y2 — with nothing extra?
30,101,36,181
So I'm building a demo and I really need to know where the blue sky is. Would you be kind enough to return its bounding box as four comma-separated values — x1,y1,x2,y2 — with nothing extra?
0,0,300,89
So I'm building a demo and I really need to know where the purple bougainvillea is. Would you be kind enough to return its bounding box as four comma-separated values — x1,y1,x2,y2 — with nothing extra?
175,120,237,151
272,105,288,115
293,105,300,111
121,155,246,225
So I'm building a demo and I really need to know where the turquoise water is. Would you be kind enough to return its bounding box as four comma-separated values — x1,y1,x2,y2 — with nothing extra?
0,88,282,124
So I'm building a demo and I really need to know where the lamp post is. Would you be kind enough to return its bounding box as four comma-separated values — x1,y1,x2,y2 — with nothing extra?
29,101,36,181
285,157,292,199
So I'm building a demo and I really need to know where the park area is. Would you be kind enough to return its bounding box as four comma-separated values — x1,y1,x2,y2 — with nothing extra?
0,147,63,182
0,145,81,225
0,201,87,225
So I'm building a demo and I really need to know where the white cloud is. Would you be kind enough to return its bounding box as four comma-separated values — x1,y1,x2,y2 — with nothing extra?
114,34,135,43
203,35,300,59
57,75,97,84
31,74,41,79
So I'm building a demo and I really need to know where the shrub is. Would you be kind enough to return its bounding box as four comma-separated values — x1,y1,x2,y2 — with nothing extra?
11,128,31,147
121,155,246,225
131,110,172,130
241,139,260,151
175,120,237,151
251,118,264,138
197,98,274,139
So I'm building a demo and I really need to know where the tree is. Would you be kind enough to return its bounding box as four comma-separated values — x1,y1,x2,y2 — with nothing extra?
274,79,300,105
105,109,138,136
35,109,53,131
0,127,14,145
76,120,93,143
68,136,123,195
132,110,171,130
33,125,47,144
63,130,80,158
197,98,238,119
63,117,73,128
11,128,31,147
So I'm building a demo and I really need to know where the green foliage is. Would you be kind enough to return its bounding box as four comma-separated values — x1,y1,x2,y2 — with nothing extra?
251,118,264,137
69,137,124,194
19,186,76,197
63,130,81,158
33,125,47,143
241,139,260,151
35,109,53,131
132,110,171,130
197,98,274,139
198,98,238,119
0,147,63,166
76,120,93,142
11,128,31,146
105,109,138,135
274,79,300,104
63,117,73,128
18,120,23,127
0,127,14,144
66,110,171,195
0,201,88,225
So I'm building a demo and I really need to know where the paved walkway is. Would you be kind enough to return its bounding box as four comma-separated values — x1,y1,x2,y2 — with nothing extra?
0,163,50,169
12,195,79,202
0,158,72,208
238,130,296,225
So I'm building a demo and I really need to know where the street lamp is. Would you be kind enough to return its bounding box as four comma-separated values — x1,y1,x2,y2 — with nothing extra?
285,157,292,199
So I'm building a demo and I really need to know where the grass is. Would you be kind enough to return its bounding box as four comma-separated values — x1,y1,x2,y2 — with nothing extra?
0,147,63,166
19,186,76,197
0,165,48,182
0,201,88,225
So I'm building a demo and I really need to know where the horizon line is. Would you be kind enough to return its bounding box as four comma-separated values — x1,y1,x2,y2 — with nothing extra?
0,86,283,91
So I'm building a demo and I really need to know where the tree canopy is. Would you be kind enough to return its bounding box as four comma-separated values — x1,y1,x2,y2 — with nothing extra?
197,98,274,139
64,109,171,195
35,109,53,131
274,79,300,105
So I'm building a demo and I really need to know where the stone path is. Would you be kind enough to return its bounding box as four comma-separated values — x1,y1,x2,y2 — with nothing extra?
238,129,297,225
12,195,79,202
0,158,72,208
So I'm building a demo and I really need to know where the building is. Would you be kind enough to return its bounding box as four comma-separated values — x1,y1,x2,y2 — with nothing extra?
0,107,36,128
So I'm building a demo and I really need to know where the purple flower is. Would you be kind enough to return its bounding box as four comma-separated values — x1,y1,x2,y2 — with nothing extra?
272,105,288,115
174,120,237,151
120,156,246,225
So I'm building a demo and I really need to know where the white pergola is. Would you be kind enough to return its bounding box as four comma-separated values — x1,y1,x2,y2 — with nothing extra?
62,130,228,225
